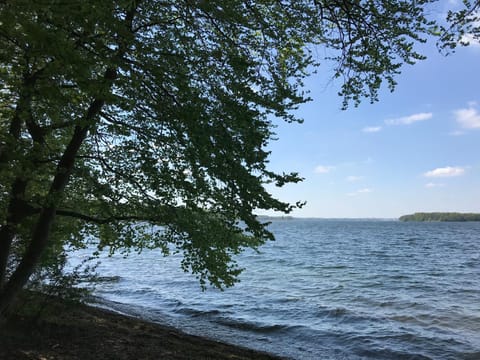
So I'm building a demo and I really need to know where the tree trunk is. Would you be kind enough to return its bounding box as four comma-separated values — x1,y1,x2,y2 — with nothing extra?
0,118,95,318
0,72,40,289
0,2,136,318
0,179,29,288
0,206,56,317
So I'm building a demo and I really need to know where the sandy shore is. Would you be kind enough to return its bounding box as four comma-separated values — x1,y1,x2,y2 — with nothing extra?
0,292,284,359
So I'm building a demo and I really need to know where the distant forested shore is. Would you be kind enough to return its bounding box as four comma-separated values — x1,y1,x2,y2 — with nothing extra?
399,212,480,222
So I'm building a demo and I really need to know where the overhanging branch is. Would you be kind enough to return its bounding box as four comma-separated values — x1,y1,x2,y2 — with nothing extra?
55,209,167,225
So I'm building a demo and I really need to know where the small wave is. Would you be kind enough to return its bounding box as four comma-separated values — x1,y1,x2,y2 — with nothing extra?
388,315,430,327
355,347,433,360
321,265,349,270
316,306,356,321
275,296,304,304
388,274,410,280
327,307,349,317
342,331,470,360
96,275,122,283
463,257,480,268
463,351,480,360
215,317,297,334
174,307,224,318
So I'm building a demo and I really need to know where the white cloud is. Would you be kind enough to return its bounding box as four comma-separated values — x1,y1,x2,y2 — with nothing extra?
346,175,364,182
357,188,372,193
461,33,480,48
454,106,480,129
347,188,372,196
362,126,382,133
385,112,433,125
449,130,465,136
425,182,445,188
459,15,480,47
314,165,334,174
424,166,465,178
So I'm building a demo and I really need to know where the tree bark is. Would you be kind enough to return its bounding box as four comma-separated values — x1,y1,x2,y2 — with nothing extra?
0,75,37,290
0,102,101,318
0,179,28,289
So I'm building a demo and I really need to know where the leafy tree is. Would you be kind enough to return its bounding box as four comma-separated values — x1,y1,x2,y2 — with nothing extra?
0,0,454,316
439,0,480,51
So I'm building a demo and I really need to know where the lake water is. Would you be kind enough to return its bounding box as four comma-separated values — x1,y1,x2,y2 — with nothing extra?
72,219,480,359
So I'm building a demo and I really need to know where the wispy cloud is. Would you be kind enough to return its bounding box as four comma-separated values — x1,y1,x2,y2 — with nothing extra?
385,112,433,126
449,130,465,136
454,106,480,129
461,33,480,48
362,126,382,133
347,188,372,196
425,182,445,188
357,188,372,193
346,175,364,182
314,165,334,174
424,166,466,178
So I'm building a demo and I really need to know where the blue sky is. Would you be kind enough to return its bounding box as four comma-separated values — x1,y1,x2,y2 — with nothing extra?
262,24,480,218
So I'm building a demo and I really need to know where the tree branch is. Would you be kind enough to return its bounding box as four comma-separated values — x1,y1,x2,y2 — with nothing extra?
55,209,162,225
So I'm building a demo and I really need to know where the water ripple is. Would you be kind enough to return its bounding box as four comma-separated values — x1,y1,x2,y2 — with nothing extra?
70,220,480,359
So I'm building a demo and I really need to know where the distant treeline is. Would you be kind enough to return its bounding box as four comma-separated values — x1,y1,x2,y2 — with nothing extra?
257,215,294,220
399,212,480,222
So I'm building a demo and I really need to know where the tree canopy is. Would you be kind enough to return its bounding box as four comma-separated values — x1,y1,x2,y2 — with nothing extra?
1,0,477,315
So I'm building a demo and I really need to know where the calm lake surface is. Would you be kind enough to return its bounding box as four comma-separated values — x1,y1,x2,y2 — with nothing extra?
72,219,480,359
